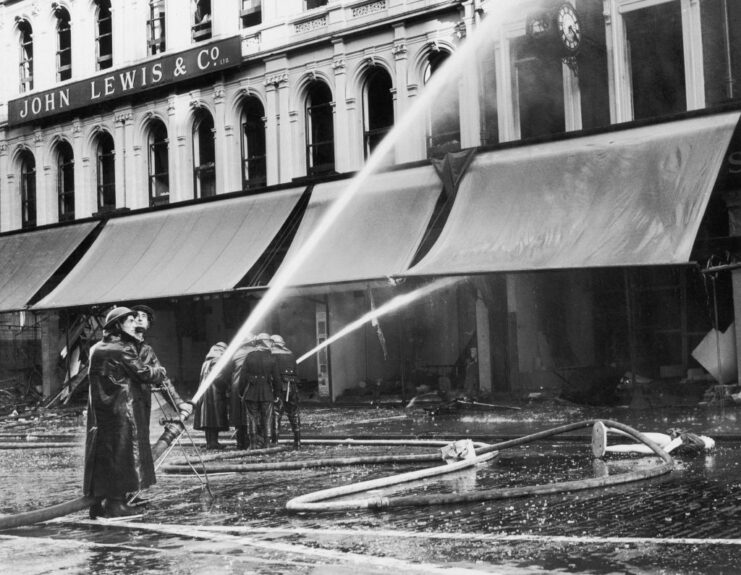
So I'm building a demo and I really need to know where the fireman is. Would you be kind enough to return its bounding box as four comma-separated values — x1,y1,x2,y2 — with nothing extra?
270,334,301,449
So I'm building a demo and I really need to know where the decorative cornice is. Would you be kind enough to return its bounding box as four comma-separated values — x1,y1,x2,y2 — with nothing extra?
265,72,288,87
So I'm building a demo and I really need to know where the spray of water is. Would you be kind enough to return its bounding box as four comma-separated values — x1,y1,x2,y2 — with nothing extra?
296,277,460,365
191,3,513,404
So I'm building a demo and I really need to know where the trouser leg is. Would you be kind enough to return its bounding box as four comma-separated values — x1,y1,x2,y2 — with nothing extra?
286,398,301,448
245,401,260,449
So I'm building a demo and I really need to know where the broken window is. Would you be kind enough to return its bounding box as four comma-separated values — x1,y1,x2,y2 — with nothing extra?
306,0,328,9
148,120,169,206
193,109,216,198
701,0,741,105
57,141,75,222
20,150,36,229
56,6,72,82
241,0,262,28
18,19,33,93
96,132,116,212
96,0,113,70
363,67,394,158
623,1,686,120
512,35,565,139
192,0,212,42
305,81,335,176
425,50,460,158
241,96,267,190
148,0,166,55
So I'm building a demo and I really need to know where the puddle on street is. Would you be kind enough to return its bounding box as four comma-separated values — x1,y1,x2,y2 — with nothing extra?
2,404,741,573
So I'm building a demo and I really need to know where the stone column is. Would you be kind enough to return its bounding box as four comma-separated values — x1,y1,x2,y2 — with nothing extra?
212,82,229,193
723,189,741,381
113,109,133,208
263,79,280,186
331,40,351,173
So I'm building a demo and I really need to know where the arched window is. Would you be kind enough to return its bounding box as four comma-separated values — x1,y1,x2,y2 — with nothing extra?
425,51,460,158
363,67,394,158
305,81,334,176
148,0,166,55
96,132,115,212
19,150,36,228
192,109,215,198
148,120,169,206
192,0,212,42
55,6,72,82
96,0,113,70
18,19,33,93
241,97,266,191
56,141,75,221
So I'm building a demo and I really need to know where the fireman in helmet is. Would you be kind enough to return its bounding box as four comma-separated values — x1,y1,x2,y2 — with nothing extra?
269,334,301,449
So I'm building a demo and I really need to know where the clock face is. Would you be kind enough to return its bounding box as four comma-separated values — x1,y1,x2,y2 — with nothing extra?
557,3,581,54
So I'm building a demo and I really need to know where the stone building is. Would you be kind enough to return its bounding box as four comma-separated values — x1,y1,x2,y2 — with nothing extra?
0,0,740,406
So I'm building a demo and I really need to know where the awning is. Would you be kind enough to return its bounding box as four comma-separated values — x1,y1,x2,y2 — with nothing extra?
272,165,443,287
404,112,741,276
34,187,305,309
0,222,98,312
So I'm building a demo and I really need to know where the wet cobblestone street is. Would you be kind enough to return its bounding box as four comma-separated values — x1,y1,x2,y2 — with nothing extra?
1,401,741,574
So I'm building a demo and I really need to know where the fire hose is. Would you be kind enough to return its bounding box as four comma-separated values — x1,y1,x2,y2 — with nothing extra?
285,419,674,512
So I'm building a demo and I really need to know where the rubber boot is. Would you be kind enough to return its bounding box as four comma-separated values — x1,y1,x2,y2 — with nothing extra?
89,497,105,519
104,498,140,518
205,429,223,450
236,426,248,450
291,413,301,450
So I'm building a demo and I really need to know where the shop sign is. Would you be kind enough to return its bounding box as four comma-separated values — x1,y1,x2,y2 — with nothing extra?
8,36,241,127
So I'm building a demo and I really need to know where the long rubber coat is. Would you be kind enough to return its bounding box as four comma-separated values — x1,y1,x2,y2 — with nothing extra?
83,332,166,499
194,343,230,430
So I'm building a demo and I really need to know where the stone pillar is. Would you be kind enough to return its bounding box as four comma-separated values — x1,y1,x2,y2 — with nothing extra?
113,109,133,208
392,26,413,164
475,291,492,393
264,79,280,186
212,82,229,193
331,40,351,173
723,189,741,381
72,119,91,218
277,75,293,182
39,310,61,398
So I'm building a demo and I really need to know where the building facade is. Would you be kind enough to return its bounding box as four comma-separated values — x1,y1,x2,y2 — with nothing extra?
0,0,740,405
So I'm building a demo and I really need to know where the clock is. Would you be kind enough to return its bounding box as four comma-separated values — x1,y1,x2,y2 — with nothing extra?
556,3,581,56
526,2,582,58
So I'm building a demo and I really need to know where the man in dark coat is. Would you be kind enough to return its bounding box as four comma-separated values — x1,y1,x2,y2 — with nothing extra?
131,304,192,417
234,333,281,450
270,334,301,448
193,342,230,449
83,307,168,518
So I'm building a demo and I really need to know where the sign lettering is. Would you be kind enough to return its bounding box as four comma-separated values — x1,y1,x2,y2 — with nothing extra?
8,36,241,127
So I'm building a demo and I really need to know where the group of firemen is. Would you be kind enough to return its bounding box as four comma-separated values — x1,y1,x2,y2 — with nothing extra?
193,332,301,452
82,305,301,518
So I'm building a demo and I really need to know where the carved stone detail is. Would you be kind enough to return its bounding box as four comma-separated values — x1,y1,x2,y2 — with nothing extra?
352,1,386,18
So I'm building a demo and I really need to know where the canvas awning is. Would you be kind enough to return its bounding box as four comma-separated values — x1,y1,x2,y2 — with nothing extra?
271,165,443,287
0,222,98,312
404,112,741,276
33,187,306,309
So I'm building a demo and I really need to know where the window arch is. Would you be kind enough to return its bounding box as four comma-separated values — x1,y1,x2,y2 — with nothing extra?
305,81,335,176
96,131,116,212
362,67,394,159
56,141,75,221
19,150,36,228
424,50,460,158
18,19,33,93
148,0,166,55
148,120,169,206
240,96,266,191
55,6,72,82
192,109,215,198
95,0,113,70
